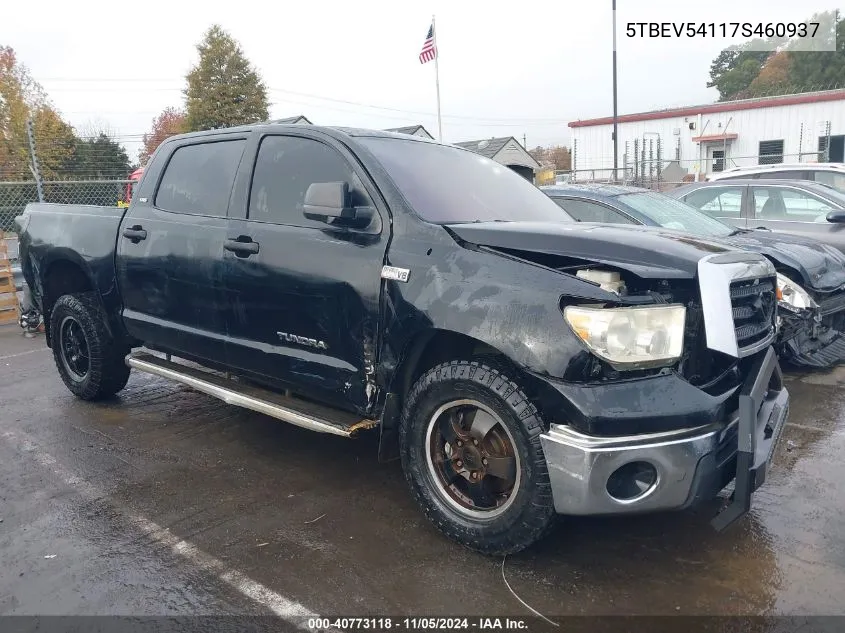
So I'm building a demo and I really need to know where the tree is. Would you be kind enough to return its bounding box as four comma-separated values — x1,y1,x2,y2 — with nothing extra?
546,145,571,171
784,12,845,91
29,106,77,180
73,132,131,179
707,46,770,101
746,51,792,96
529,144,571,170
1,46,78,180
707,10,844,100
140,107,187,164
184,25,269,131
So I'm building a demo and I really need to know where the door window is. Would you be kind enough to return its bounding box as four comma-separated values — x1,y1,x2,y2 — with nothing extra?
682,187,744,218
155,139,246,216
814,171,845,192
752,186,834,222
248,135,373,228
552,198,634,224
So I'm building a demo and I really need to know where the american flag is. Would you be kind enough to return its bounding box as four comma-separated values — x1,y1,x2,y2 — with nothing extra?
419,23,437,64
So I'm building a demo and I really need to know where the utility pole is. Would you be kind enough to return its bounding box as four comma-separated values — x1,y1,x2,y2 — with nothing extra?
26,119,45,203
612,0,619,183
523,134,527,148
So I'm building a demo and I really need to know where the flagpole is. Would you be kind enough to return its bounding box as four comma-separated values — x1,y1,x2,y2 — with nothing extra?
433,14,443,141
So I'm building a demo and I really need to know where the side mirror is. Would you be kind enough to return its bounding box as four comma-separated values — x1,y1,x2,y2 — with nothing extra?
303,182,373,228
303,181,353,219
826,210,845,224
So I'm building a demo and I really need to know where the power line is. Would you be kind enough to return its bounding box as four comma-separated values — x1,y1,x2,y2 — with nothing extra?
38,77,572,124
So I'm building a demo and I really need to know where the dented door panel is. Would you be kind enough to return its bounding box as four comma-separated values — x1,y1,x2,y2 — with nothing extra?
222,219,385,413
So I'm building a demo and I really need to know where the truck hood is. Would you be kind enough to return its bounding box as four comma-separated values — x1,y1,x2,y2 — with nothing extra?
447,221,733,279
723,230,845,291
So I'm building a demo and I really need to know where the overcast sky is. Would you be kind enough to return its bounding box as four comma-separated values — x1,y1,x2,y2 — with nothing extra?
4,0,843,159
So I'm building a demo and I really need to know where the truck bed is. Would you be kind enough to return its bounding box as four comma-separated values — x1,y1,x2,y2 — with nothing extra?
17,203,129,334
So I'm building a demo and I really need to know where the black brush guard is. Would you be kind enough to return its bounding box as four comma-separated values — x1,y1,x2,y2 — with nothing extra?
711,346,789,531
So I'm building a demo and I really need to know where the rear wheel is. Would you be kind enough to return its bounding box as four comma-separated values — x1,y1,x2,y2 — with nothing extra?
50,292,130,400
400,360,556,555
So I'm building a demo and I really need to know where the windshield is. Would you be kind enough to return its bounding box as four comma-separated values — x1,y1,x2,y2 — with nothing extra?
618,191,735,238
359,137,570,224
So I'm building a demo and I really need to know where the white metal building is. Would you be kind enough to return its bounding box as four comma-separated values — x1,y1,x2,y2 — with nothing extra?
568,89,845,180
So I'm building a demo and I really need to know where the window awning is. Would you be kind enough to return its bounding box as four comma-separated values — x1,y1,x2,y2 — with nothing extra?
692,133,738,143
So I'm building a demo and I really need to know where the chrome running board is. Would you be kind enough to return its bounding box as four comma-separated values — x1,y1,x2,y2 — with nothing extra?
125,351,376,438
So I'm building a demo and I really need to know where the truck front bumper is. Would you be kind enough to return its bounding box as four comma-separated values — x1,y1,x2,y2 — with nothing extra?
539,347,789,527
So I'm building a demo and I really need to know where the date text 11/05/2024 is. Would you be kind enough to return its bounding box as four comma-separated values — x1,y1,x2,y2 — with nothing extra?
307,618,529,630
626,22,821,39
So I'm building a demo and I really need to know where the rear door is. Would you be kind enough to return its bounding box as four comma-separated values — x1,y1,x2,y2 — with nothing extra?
748,184,845,251
116,135,247,364
222,131,388,413
678,185,748,228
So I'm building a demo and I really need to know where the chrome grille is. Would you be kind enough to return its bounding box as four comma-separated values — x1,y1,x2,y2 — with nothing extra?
730,277,776,353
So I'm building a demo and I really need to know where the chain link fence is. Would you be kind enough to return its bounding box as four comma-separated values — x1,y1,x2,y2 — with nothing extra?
551,151,839,192
0,180,131,232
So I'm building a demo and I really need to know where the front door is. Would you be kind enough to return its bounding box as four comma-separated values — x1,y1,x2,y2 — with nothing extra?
749,184,845,252
708,148,725,174
679,185,748,229
222,133,388,413
116,136,247,364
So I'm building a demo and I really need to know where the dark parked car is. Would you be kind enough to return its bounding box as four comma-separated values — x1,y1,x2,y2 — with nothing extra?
17,125,789,554
542,184,845,368
668,179,845,254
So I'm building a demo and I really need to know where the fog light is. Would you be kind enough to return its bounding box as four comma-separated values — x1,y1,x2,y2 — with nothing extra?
606,461,658,502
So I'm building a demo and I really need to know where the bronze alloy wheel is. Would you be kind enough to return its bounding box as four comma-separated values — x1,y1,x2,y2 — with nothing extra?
424,399,521,520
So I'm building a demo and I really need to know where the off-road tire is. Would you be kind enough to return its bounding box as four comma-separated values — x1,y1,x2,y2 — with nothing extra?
399,360,556,555
50,292,131,400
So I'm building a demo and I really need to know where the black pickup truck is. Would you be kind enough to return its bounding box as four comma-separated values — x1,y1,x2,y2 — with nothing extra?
16,124,789,554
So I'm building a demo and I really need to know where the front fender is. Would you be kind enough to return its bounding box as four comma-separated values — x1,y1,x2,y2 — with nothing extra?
380,242,621,382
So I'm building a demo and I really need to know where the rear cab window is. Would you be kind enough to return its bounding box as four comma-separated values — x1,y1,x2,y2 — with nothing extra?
155,139,247,216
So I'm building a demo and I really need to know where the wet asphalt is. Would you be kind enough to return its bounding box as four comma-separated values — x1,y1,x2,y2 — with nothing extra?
1,323,845,622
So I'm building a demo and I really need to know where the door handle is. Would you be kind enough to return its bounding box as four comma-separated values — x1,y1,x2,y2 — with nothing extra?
224,236,260,257
122,225,147,243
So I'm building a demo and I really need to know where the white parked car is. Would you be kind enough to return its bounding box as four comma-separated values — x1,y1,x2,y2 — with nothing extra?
707,162,845,192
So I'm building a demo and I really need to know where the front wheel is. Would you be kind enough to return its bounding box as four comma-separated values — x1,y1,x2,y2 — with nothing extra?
50,292,131,400
400,360,556,555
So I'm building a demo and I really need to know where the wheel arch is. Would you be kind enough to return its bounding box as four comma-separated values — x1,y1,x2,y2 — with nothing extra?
377,328,562,462
40,257,98,346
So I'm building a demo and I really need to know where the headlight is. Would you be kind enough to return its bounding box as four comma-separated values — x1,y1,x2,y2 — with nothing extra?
563,304,686,369
776,273,817,312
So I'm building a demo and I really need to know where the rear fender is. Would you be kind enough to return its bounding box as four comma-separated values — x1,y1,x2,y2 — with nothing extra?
39,252,120,345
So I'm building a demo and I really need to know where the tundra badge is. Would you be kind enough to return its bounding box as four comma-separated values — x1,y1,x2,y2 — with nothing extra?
277,332,328,350
381,266,410,282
